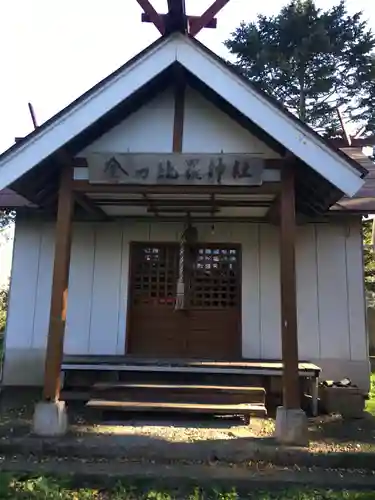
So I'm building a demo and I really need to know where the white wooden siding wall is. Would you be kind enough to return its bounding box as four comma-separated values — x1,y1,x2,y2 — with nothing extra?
78,88,280,157
3,218,367,383
65,221,235,355
5,218,367,359
4,221,55,352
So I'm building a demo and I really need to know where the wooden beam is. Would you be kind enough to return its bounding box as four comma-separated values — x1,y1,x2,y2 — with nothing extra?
40,191,59,210
136,0,165,34
74,192,109,220
94,199,271,207
72,181,281,195
148,207,220,214
141,13,217,29
189,0,231,37
280,163,300,409
43,165,74,401
266,196,280,224
92,215,272,223
172,68,185,153
166,0,187,34
188,16,217,30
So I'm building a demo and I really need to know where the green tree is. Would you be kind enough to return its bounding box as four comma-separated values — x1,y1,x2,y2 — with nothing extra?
0,211,13,333
225,0,375,136
0,210,14,233
363,220,375,299
0,281,9,333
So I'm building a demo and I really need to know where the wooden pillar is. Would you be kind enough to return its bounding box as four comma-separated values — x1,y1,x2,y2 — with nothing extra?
280,162,300,409
43,165,74,401
172,69,185,153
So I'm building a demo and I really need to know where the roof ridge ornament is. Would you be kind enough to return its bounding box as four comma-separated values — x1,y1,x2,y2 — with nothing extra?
136,0,230,37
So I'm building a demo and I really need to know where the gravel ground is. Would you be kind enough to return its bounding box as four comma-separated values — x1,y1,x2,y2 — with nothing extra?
308,413,375,453
68,411,375,453
75,415,276,442
1,400,375,455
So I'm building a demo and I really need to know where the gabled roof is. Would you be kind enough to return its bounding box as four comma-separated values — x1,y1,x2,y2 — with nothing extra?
0,188,36,208
331,148,375,213
0,33,367,197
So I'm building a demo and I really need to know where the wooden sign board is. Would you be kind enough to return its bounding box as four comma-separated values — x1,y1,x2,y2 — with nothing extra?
87,153,265,186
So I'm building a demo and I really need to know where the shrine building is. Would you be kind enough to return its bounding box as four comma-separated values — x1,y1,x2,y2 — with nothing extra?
0,0,373,444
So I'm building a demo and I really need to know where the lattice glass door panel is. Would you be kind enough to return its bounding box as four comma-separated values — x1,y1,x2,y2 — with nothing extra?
131,243,179,307
188,245,241,309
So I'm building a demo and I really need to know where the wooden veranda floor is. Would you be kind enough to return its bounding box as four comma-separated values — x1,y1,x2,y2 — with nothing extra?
62,355,320,376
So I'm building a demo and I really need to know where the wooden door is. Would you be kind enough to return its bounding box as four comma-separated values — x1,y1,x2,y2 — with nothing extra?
127,243,184,358
185,244,241,360
127,242,241,360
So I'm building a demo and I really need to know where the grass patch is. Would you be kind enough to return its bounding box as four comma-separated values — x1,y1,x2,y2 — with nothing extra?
0,475,374,499
365,372,375,416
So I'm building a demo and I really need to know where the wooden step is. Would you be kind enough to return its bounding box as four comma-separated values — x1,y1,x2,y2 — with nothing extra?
93,382,265,394
86,399,267,418
64,369,264,390
90,382,266,406
61,390,90,401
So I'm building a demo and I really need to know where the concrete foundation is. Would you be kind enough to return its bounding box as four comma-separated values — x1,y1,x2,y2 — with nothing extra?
274,406,309,446
32,400,68,437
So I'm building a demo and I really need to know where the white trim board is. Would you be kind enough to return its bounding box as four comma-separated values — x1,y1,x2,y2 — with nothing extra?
176,39,364,197
0,37,176,191
0,34,365,197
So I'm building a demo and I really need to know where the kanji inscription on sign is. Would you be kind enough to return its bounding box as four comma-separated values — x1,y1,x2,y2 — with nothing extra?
87,153,265,186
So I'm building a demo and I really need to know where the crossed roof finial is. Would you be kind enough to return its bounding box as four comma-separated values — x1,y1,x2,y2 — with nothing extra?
136,0,231,36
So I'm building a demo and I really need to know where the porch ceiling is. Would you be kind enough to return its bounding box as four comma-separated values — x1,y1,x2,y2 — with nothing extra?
84,191,275,220
100,206,269,218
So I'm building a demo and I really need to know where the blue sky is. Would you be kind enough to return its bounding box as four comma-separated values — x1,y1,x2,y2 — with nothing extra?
0,0,374,283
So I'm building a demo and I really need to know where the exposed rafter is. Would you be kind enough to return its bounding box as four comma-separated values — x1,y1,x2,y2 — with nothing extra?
74,192,109,220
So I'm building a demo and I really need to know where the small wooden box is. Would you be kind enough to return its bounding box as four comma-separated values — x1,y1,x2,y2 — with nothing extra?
319,386,365,418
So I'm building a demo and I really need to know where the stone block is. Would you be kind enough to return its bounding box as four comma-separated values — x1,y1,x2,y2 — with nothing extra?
275,406,309,446
32,400,68,436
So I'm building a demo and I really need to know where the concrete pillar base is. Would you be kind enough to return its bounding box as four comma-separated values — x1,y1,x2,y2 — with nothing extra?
274,406,309,446
32,400,68,437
